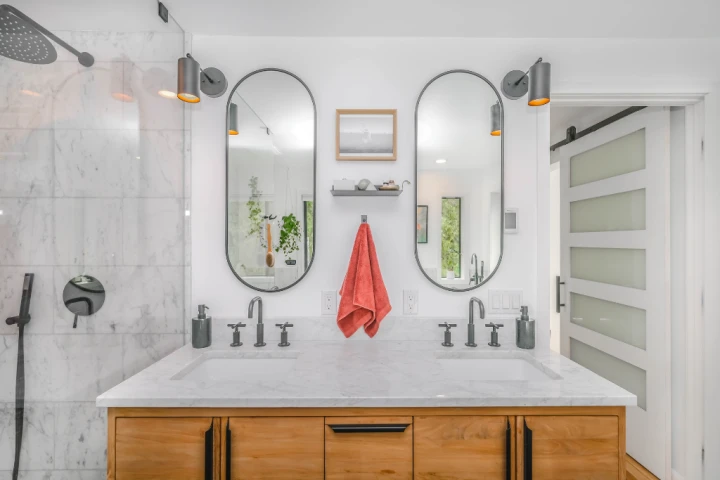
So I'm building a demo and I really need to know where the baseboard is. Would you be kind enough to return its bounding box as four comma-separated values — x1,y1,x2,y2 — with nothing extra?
626,455,659,480
672,470,685,480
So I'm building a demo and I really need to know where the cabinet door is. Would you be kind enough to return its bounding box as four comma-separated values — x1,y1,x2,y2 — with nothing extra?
227,417,324,480
115,417,215,480
520,416,620,480
415,415,512,480
325,416,413,480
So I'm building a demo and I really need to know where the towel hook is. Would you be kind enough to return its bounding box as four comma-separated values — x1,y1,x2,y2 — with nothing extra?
361,215,367,223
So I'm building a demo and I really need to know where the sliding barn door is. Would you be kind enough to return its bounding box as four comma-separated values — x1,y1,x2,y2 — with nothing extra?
559,107,670,478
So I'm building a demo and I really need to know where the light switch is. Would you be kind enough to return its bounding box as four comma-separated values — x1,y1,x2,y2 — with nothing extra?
502,294,510,309
512,293,521,309
488,290,523,314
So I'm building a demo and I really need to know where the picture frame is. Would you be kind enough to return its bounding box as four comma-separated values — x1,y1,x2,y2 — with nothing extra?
417,205,428,244
336,109,397,161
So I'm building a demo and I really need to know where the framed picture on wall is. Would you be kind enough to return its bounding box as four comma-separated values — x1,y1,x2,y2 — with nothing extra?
417,205,428,244
336,109,397,161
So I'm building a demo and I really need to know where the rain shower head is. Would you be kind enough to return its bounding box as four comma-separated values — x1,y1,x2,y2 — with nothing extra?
0,4,93,67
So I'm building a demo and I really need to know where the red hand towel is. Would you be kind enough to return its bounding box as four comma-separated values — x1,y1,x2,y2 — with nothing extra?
337,223,392,338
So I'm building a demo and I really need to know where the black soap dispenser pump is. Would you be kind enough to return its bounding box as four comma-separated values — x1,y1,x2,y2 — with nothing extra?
192,304,212,349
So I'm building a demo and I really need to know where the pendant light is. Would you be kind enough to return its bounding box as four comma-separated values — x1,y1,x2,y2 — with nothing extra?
501,57,552,106
228,102,239,135
177,53,227,104
490,101,502,136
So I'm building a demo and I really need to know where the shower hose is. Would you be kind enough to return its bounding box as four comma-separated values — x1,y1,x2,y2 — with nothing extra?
12,321,25,480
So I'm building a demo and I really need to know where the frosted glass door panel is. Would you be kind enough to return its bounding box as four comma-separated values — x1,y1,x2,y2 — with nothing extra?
571,247,646,290
570,293,646,349
570,189,646,232
570,129,645,187
570,338,646,410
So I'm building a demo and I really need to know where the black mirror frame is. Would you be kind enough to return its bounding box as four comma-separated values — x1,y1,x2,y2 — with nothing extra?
413,69,505,292
225,68,317,293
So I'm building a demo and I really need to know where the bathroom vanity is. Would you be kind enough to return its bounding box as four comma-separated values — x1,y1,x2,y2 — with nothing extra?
98,336,635,480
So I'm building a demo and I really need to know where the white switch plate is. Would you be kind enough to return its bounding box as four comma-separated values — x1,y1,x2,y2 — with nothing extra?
321,291,337,315
403,290,419,315
488,290,523,314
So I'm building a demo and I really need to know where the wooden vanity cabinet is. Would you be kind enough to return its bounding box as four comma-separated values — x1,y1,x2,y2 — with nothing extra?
516,415,622,480
414,415,513,480
107,407,626,480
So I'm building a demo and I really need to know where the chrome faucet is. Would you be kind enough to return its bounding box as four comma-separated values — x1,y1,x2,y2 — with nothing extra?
248,296,265,347
466,297,485,347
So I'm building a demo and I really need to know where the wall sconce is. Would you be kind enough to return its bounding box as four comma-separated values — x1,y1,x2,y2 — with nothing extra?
490,102,502,136
501,57,551,106
228,102,239,135
177,53,227,103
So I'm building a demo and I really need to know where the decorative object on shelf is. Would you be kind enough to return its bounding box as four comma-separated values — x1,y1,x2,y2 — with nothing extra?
333,178,356,191
62,275,105,329
177,53,227,103
501,57,551,106
378,180,399,191
278,213,302,266
331,188,402,197
357,179,372,191
336,109,397,161
417,206,428,244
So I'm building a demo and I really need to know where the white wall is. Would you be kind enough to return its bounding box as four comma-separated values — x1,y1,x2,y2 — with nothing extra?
191,36,720,353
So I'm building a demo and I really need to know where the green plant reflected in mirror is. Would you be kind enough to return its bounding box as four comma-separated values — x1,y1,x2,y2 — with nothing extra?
226,69,316,292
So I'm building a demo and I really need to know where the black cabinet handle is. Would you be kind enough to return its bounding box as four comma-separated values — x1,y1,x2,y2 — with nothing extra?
205,424,213,480
225,423,231,480
556,276,566,313
524,420,533,480
328,424,410,433
505,418,511,480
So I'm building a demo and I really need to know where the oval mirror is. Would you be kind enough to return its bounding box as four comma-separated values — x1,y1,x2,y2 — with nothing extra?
414,70,504,291
62,274,106,327
226,69,316,292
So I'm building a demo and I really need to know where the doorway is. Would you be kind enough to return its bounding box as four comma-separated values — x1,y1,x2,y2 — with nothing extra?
547,104,694,480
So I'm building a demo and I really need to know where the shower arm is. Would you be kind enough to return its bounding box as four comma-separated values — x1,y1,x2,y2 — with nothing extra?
1,5,87,62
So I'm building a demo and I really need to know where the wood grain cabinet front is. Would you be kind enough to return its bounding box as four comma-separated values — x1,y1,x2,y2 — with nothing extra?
325,416,413,480
114,417,217,480
414,415,513,480
517,415,621,480
225,417,324,480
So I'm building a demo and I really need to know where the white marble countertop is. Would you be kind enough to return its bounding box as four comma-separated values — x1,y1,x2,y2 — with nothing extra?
97,325,636,408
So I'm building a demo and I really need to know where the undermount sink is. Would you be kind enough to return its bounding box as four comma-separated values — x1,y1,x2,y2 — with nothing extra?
172,353,298,383
436,353,561,382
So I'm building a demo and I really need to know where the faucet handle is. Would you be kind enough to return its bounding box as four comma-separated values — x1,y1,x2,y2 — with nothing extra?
438,322,457,331
275,322,294,331
484,322,503,330
227,322,246,331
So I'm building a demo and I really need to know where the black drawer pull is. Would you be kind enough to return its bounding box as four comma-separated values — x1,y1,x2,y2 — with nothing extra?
524,420,533,480
328,424,410,433
506,419,511,480
225,423,231,480
205,424,213,480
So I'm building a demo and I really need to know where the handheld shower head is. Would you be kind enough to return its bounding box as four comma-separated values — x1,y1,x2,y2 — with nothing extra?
0,5,93,67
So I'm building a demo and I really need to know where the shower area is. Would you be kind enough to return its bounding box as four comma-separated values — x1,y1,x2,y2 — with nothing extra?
0,4,191,477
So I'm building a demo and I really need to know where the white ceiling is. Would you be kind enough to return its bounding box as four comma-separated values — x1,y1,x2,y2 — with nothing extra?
163,0,720,38
14,0,720,38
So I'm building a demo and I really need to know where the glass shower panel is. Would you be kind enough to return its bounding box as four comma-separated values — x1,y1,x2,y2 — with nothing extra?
570,338,647,410
570,189,646,232
571,247,646,289
570,293,646,349
570,129,645,187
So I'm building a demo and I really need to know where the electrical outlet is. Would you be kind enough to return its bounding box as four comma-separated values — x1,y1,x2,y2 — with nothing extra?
321,291,337,315
403,290,419,315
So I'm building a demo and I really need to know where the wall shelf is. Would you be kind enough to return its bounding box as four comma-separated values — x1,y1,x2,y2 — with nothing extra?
330,188,403,197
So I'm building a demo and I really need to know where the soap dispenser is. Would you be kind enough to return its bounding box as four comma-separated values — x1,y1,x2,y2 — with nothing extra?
515,306,535,349
192,304,212,349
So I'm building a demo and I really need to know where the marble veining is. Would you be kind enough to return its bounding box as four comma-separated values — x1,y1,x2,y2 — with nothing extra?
97,333,637,408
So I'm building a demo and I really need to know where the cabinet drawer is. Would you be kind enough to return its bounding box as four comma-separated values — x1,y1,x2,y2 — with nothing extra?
228,417,324,480
325,416,413,480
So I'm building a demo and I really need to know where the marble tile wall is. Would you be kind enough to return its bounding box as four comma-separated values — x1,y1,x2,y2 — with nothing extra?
0,29,189,478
